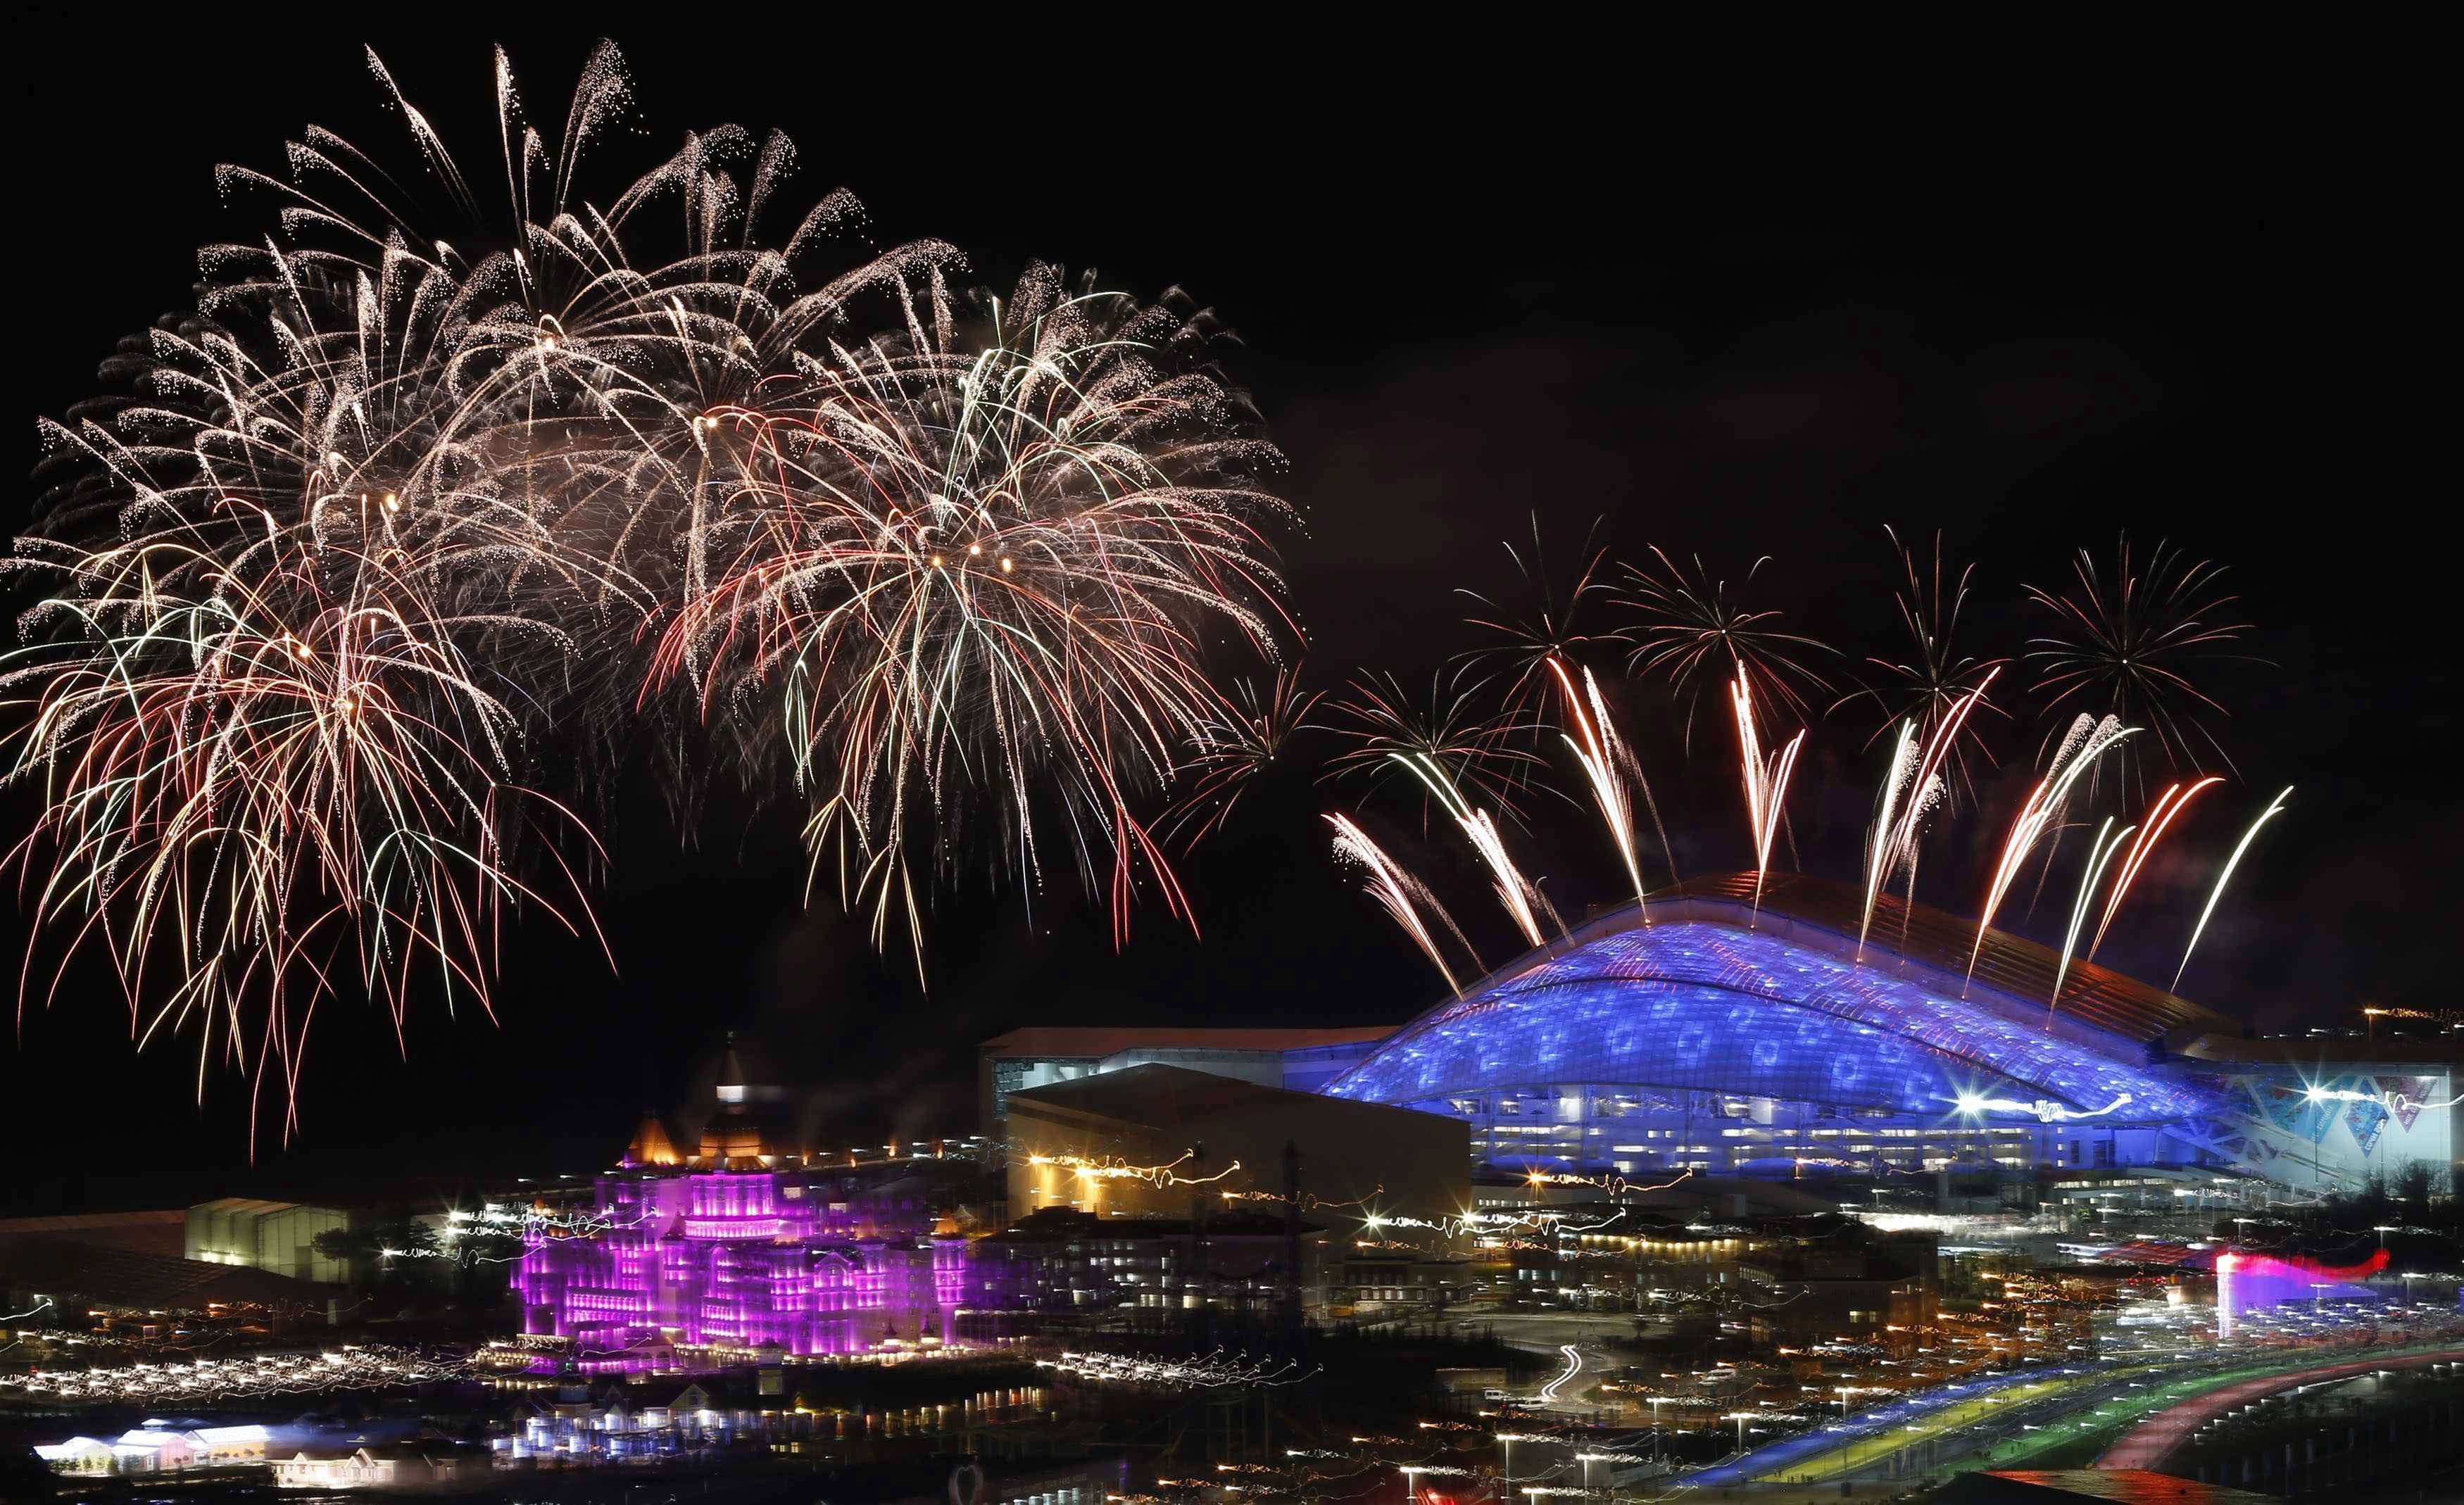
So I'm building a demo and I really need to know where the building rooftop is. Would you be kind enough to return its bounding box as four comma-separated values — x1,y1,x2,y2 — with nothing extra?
976,1206,1316,1244
1595,872,2244,1047
981,1026,1395,1058
1007,1062,1447,1133
0,1235,333,1308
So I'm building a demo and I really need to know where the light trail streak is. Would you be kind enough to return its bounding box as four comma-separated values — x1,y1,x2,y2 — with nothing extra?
1537,1343,1585,1403
2173,785,2292,992
2049,817,2134,1024
2087,775,2223,961
1966,714,2134,993
1730,673,1805,915
1026,1150,1241,1188
1390,751,1557,947
1327,812,1473,995
1548,657,1653,921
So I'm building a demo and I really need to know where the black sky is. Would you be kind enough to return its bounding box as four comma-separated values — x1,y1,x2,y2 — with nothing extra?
4,29,2451,1211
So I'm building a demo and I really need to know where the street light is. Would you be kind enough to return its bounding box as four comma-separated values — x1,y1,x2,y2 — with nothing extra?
1722,1411,1760,1456
2373,1225,2396,1249
1495,1433,1544,1485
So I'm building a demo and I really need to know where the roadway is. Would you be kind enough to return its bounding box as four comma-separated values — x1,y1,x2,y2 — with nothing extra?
2094,1347,2463,1471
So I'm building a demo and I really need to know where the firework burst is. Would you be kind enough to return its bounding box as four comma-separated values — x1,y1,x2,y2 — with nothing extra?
2025,536,2258,791
653,266,1295,974
1314,667,1545,827
2,539,603,1150
1459,515,1618,722
1618,546,1833,744
9,43,1294,1127
1833,527,2006,810
1159,667,1321,850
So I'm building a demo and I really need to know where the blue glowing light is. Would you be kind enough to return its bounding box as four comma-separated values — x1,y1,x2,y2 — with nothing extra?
1324,922,2213,1123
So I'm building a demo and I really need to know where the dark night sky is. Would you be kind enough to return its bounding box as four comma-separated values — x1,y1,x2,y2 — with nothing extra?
4,30,2450,1212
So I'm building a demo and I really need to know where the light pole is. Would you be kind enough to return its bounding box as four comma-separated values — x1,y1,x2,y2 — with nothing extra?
2310,1282,2330,1315
1495,1433,1542,1487
2373,1225,2396,1249
1723,1411,1759,1457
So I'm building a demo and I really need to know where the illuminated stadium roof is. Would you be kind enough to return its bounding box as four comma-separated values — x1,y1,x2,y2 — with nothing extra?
1322,874,2227,1126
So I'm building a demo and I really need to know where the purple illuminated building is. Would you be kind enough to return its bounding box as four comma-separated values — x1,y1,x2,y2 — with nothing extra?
513,1050,964,1367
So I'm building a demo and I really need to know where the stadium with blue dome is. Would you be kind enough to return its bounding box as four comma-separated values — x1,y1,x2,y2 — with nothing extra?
984,874,2457,1192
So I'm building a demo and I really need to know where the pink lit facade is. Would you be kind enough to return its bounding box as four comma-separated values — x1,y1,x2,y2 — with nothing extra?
514,1170,960,1363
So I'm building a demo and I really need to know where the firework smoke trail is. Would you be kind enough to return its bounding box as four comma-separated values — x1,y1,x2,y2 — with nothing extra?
1963,715,2136,993
2049,817,2135,1026
2173,785,2292,993
2086,774,2223,962
1388,751,1559,947
1545,657,1655,920
1325,813,1475,995
1728,673,1805,917
1859,719,1919,959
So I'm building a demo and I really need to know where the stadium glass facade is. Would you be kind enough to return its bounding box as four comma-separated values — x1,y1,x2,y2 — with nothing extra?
1318,874,2453,1188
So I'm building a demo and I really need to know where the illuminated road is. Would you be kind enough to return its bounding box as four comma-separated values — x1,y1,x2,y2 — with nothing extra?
1536,1344,1584,1404
1687,1365,2112,1485
2095,1348,2463,1471
1696,1340,2464,1486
